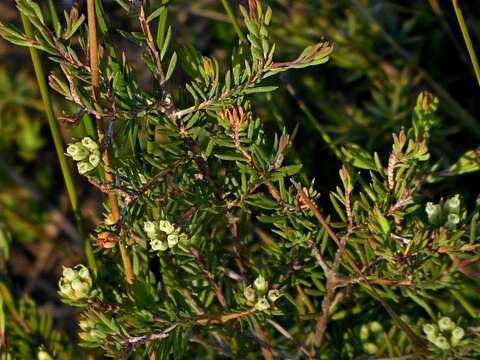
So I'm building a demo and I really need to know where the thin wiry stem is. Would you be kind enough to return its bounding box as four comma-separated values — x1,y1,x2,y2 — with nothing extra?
86,0,134,284
452,0,480,86
221,0,246,43
19,13,97,273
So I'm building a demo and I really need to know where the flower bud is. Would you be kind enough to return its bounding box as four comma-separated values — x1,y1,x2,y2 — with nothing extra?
71,278,84,291
77,160,95,175
451,326,464,346
360,325,370,340
159,220,175,234
37,350,54,360
59,264,92,301
77,265,92,283
444,195,460,215
363,342,378,355
63,266,77,281
422,323,437,338
267,289,281,303
66,143,89,161
254,275,268,294
59,281,74,298
445,213,460,229
81,137,99,152
143,221,157,238
75,285,91,299
88,152,100,168
438,317,455,332
254,297,270,311
179,233,189,243
369,321,383,333
426,202,443,227
244,285,256,302
151,239,168,252
433,336,450,350
167,233,179,248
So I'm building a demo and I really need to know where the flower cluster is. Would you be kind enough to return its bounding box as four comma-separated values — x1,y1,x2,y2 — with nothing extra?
58,264,92,301
244,275,281,312
359,321,384,355
425,194,461,229
66,137,101,175
143,219,188,252
422,317,465,350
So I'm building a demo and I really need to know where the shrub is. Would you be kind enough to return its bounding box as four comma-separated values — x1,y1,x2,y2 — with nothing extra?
1,0,480,358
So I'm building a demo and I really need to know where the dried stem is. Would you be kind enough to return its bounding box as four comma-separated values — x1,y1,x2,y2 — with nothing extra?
86,0,134,284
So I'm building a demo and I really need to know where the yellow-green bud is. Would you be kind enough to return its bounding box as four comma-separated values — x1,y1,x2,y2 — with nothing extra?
37,350,53,360
63,266,77,281
254,297,270,311
415,91,439,114
77,265,91,282
360,324,370,340
159,220,175,234
267,289,281,303
88,152,100,168
71,278,84,291
167,233,179,248
445,213,460,229
143,221,157,238
244,285,256,302
81,137,99,152
254,275,268,294
444,194,460,215
66,143,89,161
58,281,74,298
422,323,437,338
179,233,189,243
426,202,443,227
438,317,455,332
59,264,92,301
451,327,465,346
433,336,450,350
151,239,168,252
369,321,383,333
363,342,378,355
77,160,95,175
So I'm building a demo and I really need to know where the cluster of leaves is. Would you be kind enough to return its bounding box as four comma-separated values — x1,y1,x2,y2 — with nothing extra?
0,0,480,359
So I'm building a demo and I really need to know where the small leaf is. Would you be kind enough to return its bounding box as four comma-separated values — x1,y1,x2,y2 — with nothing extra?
165,51,177,81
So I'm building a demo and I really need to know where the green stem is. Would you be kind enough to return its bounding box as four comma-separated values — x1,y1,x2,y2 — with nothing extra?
221,0,246,43
452,0,480,86
20,14,97,274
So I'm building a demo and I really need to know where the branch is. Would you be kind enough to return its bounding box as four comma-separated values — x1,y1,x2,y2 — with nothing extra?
86,0,133,284
191,248,228,309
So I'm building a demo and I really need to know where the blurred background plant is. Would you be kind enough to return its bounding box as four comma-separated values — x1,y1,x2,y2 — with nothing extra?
0,0,480,359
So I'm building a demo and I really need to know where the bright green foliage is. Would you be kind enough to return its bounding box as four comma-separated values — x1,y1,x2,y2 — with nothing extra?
1,1,480,359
